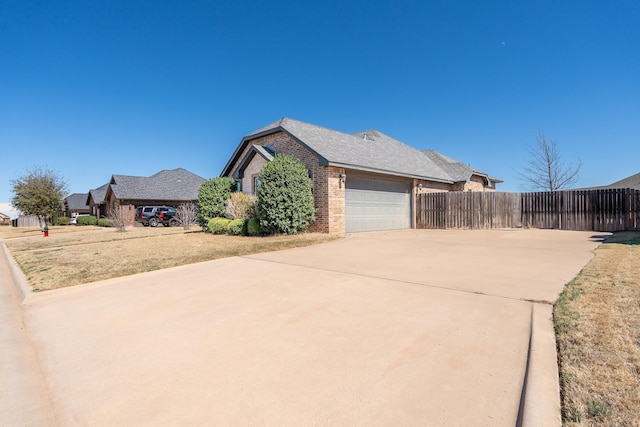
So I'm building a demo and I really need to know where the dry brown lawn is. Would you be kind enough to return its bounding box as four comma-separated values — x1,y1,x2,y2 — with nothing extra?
1,225,339,291
554,231,640,426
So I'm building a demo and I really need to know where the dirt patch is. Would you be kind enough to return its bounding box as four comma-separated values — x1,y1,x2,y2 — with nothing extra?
554,231,640,425
3,226,339,291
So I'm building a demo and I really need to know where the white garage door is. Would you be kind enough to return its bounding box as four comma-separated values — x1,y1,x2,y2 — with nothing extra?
345,172,412,233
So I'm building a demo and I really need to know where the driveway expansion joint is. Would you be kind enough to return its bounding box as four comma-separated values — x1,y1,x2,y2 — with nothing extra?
242,255,535,304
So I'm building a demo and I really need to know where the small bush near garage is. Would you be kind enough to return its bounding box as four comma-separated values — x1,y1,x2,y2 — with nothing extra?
207,217,231,234
246,218,261,236
97,218,115,227
227,218,245,235
197,177,236,227
76,215,97,226
55,217,70,226
256,153,315,235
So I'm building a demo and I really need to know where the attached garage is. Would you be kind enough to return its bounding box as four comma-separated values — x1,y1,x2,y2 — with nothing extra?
345,171,412,233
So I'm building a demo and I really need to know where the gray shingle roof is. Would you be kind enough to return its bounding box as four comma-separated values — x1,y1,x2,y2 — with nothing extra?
229,118,454,182
421,150,502,184
606,172,640,190
109,168,205,201
65,193,90,211
421,150,475,182
87,183,109,205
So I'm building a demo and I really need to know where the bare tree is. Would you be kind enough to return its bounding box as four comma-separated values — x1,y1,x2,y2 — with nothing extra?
175,203,198,230
518,132,581,191
108,205,127,232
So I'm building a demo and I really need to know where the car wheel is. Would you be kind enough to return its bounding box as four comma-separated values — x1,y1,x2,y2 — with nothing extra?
169,218,179,227
149,217,158,227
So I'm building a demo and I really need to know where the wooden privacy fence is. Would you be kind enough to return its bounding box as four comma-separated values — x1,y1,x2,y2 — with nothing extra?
416,189,640,232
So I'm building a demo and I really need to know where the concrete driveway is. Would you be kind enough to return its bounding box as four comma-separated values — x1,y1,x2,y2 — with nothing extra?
4,229,603,426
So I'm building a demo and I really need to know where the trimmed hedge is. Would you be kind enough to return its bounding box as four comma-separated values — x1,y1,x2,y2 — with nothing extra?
76,215,97,226
207,217,231,234
56,217,71,226
227,218,244,235
97,218,115,227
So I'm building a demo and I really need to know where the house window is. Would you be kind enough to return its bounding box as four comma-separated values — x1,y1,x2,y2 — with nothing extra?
253,176,262,195
236,180,242,192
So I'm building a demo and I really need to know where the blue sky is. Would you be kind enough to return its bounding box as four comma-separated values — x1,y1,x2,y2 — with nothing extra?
1,0,639,203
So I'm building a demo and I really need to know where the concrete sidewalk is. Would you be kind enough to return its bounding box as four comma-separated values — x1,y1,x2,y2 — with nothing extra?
4,229,604,426
0,242,56,426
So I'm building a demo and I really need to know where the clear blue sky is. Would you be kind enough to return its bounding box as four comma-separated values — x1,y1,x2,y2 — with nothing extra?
1,0,639,203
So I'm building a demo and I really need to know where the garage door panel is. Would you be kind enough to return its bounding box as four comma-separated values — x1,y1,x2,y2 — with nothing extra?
345,173,411,233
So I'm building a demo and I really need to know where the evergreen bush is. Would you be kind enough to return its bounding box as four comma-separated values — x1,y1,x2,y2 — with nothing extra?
197,177,236,227
77,215,97,226
207,217,230,234
256,154,315,234
246,218,261,236
227,218,245,235
55,216,71,226
97,218,115,227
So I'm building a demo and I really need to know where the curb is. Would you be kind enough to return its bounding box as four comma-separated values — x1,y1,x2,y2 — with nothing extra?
517,303,562,427
0,242,32,302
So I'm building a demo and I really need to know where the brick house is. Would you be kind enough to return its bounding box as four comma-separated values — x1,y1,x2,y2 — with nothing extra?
221,118,500,234
86,183,110,219
99,168,205,227
63,193,91,218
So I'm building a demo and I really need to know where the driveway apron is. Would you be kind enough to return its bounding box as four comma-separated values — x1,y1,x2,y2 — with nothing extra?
15,229,602,426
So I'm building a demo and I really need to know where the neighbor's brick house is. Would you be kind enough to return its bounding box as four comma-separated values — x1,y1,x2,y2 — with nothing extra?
98,168,205,227
222,118,501,234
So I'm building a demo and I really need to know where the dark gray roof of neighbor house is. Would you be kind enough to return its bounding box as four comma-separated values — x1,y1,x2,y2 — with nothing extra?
422,150,503,184
87,183,109,205
575,172,640,191
65,193,90,211
606,172,640,190
224,118,455,182
109,168,206,201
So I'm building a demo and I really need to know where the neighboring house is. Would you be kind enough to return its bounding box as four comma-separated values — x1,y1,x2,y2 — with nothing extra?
64,193,91,218
0,203,20,225
575,172,640,191
422,150,501,192
86,183,110,218
221,118,501,234
0,211,10,225
104,168,206,227
601,172,640,191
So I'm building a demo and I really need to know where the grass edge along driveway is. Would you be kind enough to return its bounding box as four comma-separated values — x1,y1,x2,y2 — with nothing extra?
554,231,640,426
1,226,339,291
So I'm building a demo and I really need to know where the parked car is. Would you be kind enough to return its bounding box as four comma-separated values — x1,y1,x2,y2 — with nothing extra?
134,206,178,227
70,214,90,225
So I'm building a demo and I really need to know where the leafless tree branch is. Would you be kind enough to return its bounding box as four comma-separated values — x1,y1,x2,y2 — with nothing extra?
518,131,581,191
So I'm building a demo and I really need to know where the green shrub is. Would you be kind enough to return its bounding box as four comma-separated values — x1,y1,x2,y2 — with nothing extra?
77,215,97,226
246,218,261,236
197,177,237,226
55,217,71,226
227,218,245,235
256,154,315,235
97,218,115,227
207,217,230,234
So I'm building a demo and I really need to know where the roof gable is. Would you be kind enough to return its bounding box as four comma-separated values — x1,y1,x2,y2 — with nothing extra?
223,118,454,182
